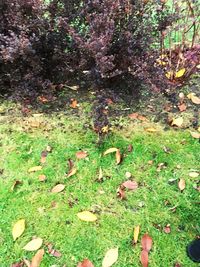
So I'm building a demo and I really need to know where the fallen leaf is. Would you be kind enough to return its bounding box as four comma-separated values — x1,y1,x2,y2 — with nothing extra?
141,234,153,252
198,127,200,133
125,172,132,179
40,151,48,164
164,224,171,234
175,68,186,78
171,117,183,127
178,179,185,192
51,184,65,193
133,225,140,244
70,99,78,108
98,167,103,181
145,128,157,133
116,149,121,165
166,70,174,80
76,151,88,159
140,250,148,267
28,166,42,173
138,115,148,121
38,175,46,182
104,148,118,155
122,180,138,190
117,186,126,200
174,263,182,267
47,243,62,258
128,113,138,119
77,259,94,267
189,172,199,178
77,211,97,222
178,103,187,112
127,144,133,152
67,168,77,178
102,125,109,133
31,249,45,267
12,219,25,241
102,248,118,267
11,180,23,191
190,131,200,139
23,238,43,251
187,93,200,105
11,262,25,267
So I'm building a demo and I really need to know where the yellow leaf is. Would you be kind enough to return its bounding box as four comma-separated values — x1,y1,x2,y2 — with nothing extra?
102,248,119,267
102,125,109,133
171,117,183,127
175,68,186,78
133,225,140,244
77,211,97,222
189,172,199,178
28,166,42,173
104,148,118,155
187,93,200,104
31,249,45,267
12,219,25,241
23,238,43,251
67,168,77,178
198,127,200,133
166,70,174,80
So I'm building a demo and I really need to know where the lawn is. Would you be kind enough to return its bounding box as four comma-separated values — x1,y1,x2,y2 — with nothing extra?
0,99,199,267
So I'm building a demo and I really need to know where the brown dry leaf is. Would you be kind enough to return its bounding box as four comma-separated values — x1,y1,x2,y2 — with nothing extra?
164,224,171,234
70,99,78,108
23,238,43,251
76,151,88,159
133,225,140,244
190,131,200,139
102,248,118,267
145,128,157,133
67,168,77,178
128,113,139,119
122,180,138,190
38,175,46,182
77,259,94,267
12,219,25,241
116,149,121,165
77,211,97,222
47,243,62,258
117,187,126,200
40,151,48,164
178,179,185,192
11,180,23,191
171,117,183,127
127,144,133,152
189,172,199,178
178,103,187,112
28,166,42,173
51,184,65,193
11,262,25,267
138,115,148,121
31,249,45,267
141,234,153,252
140,250,148,267
104,148,118,155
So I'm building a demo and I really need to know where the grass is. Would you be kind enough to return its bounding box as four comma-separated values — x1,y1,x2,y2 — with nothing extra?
0,100,199,267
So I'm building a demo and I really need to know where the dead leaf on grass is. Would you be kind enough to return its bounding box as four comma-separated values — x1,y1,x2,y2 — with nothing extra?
117,186,126,200
190,131,200,139
102,248,118,267
164,224,171,234
38,175,46,182
171,117,183,127
12,219,25,241
122,180,138,190
11,180,23,191
189,172,199,178
178,179,185,192
187,93,200,105
77,259,94,267
141,234,153,252
23,238,43,251
116,149,121,165
47,243,62,258
77,211,97,222
133,225,140,244
76,151,88,159
140,250,148,267
31,248,45,267
51,184,65,193
104,148,118,155
178,103,187,112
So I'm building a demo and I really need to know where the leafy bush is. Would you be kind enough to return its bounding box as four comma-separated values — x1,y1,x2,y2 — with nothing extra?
0,0,172,96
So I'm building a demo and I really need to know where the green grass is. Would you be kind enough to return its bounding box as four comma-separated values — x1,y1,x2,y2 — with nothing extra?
0,102,199,267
